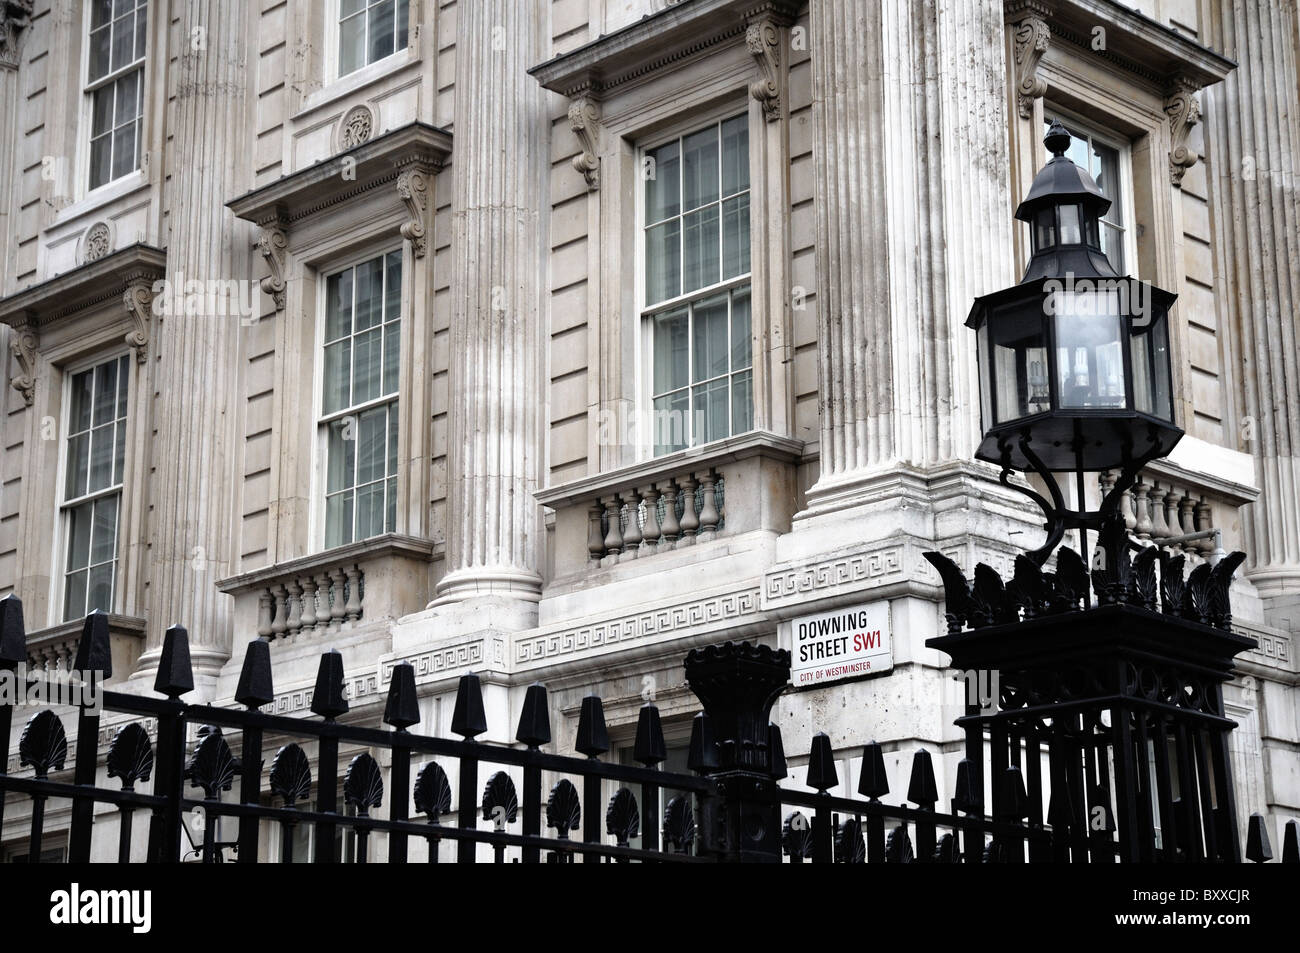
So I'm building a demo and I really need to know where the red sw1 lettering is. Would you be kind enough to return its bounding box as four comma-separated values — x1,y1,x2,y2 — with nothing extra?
853,631,881,652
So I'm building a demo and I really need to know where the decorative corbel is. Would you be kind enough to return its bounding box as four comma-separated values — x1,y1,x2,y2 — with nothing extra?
1165,76,1202,187
396,163,430,258
746,15,785,122
0,0,35,70
8,323,37,407
568,96,601,191
256,215,289,311
1010,7,1051,121
122,278,155,364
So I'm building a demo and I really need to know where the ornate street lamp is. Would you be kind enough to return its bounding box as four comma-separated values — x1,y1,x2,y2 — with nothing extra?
967,119,1181,564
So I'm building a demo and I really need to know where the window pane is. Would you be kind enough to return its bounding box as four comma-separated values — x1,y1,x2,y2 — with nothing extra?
89,28,112,82
396,0,409,48
111,123,137,179
115,71,140,124
327,419,357,492
731,288,752,370
116,356,130,417
354,258,383,331
681,126,719,211
692,293,729,382
87,562,115,613
113,422,126,485
326,270,353,341
90,495,119,565
351,328,382,404
382,324,400,396
386,476,397,533
88,425,115,493
93,360,119,426
721,115,748,196
355,408,387,485
355,481,385,540
645,141,680,224
721,193,750,279
1102,223,1124,273
66,434,90,499
67,502,93,571
325,492,354,548
64,571,88,623
113,0,132,18
92,0,113,29
644,219,681,306
323,340,351,415
681,206,719,294
731,369,753,435
387,406,399,475
111,14,135,72
134,7,147,60
1095,144,1121,220
339,13,366,76
368,0,396,63
653,391,689,456
652,307,689,394
90,135,112,190
70,370,94,433
341,0,365,15
692,378,729,446
384,250,402,321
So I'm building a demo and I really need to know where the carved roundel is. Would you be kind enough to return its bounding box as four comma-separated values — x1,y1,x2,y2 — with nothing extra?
338,104,375,150
81,221,114,264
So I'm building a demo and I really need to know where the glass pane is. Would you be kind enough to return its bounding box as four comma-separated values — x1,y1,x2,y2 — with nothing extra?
682,206,720,294
88,562,114,613
644,140,680,224
326,269,353,341
88,425,114,492
722,193,750,279
382,324,399,396
116,356,130,417
92,0,113,29
325,492,354,548
352,327,382,404
66,434,90,499
1101,223,1124,273
355,407,387,485
386,476,397,532
355,481,384,540
387,405,399,475
1132,318,1171,420
113,0,132,18
327,419,357,492
692,293,729,381
397,0,409,47
1095,143,1121,217
111,14,135,71
323,340,351,415
341,0,365,15
652,307,688,395
64,571,88,623
652,391,689,457
731,287,752,370
70,370,94,433
692,378,729,446
66,502,93,571
731,369,753,435
681,126,719,211
93,360,119,426
1053,291,1126,409
90,495,119,565
111,122,136,179
644,219,680,306
339,13,366,76
720,115,749,196
90,135,112,190
368,0,396,64
354,257,383,331
990,306,1050,423
1034,208,1055,251
112,422,126,485
384,250,402,321
1058,204,1081,245
115,71,140,124
89,28,112,83
134,7,147,60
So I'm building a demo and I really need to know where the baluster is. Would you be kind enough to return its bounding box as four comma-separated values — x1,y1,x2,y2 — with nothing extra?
330,568,347,623
344,565,363,621
286,579,303,635
256,591,274,639
1179,492,1197,554
1133,477,1153,539
640,485,661,551
299,576,318,631
601,494,624,561
622,488,643,559
1195,498,1215,555
315,572,332,630
659,481,680,550
1162,483,1180,542
587,504,605,561
679,474,700,543
1148,481,1168,540
269,586,286,639
697,470,720,539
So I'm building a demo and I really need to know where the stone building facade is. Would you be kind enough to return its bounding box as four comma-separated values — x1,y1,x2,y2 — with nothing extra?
0,0,1296,860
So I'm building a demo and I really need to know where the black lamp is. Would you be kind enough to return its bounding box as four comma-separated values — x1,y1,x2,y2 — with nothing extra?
967,120,1182,563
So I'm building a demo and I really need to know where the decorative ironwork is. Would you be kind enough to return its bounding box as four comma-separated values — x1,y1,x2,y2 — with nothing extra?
106,723,154,790
605,787,640,847
414,762,452,820
546,778,581,838
269,743,312,805
185,727,239,799
343,753,384,812
663,795,695,854
18,710,66,778
835,817,866,863
481,771,518,827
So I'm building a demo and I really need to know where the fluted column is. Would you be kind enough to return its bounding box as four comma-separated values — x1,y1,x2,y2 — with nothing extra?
432,0,546,607
1204,0,1300,607
139,1,248,676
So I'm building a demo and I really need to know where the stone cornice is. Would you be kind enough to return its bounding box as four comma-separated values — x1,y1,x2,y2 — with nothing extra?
214,533,434,596
0,243,168,330
528,0,803,98
225,122,452,226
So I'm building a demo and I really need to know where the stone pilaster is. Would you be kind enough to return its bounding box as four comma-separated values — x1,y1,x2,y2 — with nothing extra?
137,1,249,680
1203,0,1300,619
431,0,547,609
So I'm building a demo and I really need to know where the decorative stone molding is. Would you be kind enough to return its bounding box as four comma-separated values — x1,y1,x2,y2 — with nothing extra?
1011,12,1051,120
1165,76,1202,187
338,103,375,150
396,164,430,257
745,15,784,121
8,324,36,406
81,221,114,264
122,278,155,363
0,0,34,69
255,216,289,311
567,96,600,191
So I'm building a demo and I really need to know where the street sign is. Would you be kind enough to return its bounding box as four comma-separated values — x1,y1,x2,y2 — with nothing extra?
789,601,892,688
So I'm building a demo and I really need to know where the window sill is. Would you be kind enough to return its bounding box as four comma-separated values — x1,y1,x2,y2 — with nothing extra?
293,48,420,126
48,170,150,233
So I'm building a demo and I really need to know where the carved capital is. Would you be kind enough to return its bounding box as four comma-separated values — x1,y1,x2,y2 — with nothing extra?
256,217,289,311
8,325,37,407
567,97,600,191
745,16,784,121
122,280,155,364
1012,15,1051,121
1165,77,1202,187
396,166,429,257
0,0,34,70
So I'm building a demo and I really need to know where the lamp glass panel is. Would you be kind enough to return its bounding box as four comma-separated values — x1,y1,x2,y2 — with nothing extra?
990,304,1050,423
1052,290,1127,409
1058,204,1082,245
1131,309,1172,421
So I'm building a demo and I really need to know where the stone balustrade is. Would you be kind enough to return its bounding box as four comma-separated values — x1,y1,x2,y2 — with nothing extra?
587,468,725,566
24,615,147,680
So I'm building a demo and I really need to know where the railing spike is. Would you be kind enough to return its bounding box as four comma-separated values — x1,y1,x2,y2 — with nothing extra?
857,741,888,800
153,625,195,700
1282,820,1299,863
998,765,1029,821
768,723,787,780
0,593,24,665
73,610,113,679
1245,813,1273,863
234,639,274,710
806,731,838,793
907,749,938,808
515,682,551,749
310,649,349,721
450,673,487,740
952,758,978,813
383,661,420,730
633,702,666,766
575,695,609,759
687,711,717,774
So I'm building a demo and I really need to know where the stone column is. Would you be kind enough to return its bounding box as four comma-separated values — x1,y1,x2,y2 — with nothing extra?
1203,0,1300,618
0,1,34,296
432,0,547,609
137,1,249,679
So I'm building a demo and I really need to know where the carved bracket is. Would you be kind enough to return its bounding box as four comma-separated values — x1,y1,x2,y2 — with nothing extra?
1012,14,1050,120
0,0,34,70
396,165,430,258
746,16,785,122
8,324,37,407
256,216,289,312
567,97,601,191
122,279,155,364
1166,77,1202,187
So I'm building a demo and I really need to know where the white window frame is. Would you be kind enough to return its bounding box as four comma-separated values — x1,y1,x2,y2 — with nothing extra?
312,245,404,552
636,104,756,460
1043,106,1139,277
329,0,412,81
80,0,149,198
53,351,131,623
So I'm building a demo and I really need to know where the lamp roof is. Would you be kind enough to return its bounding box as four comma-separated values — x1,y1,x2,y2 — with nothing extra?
1015,119,1112,223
